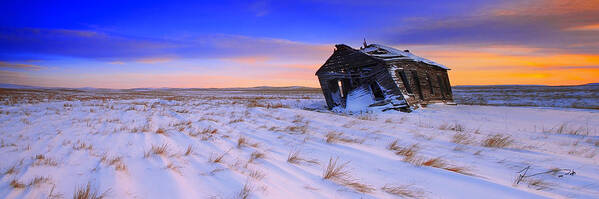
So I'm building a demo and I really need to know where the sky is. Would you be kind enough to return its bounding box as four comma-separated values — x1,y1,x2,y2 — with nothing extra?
1,0,598,88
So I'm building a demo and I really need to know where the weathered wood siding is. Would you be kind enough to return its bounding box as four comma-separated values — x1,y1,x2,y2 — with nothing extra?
385,60,453,105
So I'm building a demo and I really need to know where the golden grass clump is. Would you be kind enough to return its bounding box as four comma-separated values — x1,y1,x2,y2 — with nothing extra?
155,128,166,134
287,149,319,165
100,155,127,171
249,151,265,163
73,182,108,199
322,157,374,193
482,134,514,148
10,179,26,189
452,132,473,145
322,157,351,180
237,136,248,148
325,132,364,144
209,149,231,164
144,144,169,158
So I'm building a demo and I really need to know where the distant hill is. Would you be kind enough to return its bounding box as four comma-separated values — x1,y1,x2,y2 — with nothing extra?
0,84,321,92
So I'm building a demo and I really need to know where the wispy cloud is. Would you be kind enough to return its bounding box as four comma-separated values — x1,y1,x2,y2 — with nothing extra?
0,28,331,63
0,61,42,70
383,0,599,54
136,58,173,64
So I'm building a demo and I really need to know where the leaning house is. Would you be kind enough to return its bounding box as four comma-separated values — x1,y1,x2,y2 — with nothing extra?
315,42,453,112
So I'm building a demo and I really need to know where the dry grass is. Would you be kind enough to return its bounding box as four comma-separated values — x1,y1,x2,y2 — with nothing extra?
388,140,419,160
145,144,169,158
32,154,59,167
166,162,182,173
325,132,364,144
100,155,127,171
184,145,193,156
229,118,244,124
155,128,166,135
381,184,424,198
209,150,230,164
443,166,472,176
10,179,26,189
322,157,351,180
439,122,465,132
554,123,590,136
236,181,253,199
452,132,473,145
190,127,218,137
287,149,319,165
388,140,423,165
422,157,447,168
29,176,52,187
322,157,374,193
237,136,248,148
248,170,265,180
482,134,514,148
73,141,93,151
285,125,308,134
249,151,265,163
73,182,109,199
3,164,18,175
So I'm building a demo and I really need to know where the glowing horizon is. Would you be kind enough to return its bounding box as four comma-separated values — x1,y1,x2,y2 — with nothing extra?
1,0,598,88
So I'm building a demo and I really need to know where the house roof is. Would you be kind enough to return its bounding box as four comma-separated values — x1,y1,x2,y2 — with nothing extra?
360,44,450,70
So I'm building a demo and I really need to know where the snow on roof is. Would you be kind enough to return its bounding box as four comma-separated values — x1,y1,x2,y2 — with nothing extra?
360,44,450,70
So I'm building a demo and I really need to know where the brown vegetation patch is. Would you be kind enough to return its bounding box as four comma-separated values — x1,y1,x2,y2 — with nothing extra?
249,151,265,163
482,134,514,148
287,149,319,165
73,182,109,199
322,157,374,193
325,132,364,144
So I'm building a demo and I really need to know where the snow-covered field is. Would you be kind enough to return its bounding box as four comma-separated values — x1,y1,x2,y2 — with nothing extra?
1,88,598,199
453,85,599,109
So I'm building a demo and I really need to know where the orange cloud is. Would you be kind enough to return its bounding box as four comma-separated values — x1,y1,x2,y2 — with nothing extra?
394,44,599,85
450,68,599,86
566,24,599,31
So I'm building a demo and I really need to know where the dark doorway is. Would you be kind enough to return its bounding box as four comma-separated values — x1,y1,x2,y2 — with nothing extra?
370,81,385,101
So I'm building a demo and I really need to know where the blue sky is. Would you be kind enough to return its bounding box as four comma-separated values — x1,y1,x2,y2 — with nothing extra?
1,0,598,88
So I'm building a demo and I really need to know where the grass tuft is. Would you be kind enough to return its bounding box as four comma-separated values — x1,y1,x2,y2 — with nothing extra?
145,144,169,158
482,134,514,148
322,157,374,193
236,181,252,199
287,149,319,165
249,151,265,163
184,145,193,156
10,179,26,189
322,157,351,180
381,184,424,198
73,182,108,199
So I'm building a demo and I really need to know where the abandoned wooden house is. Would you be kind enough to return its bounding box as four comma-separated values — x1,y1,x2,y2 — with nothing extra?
315,42,453,112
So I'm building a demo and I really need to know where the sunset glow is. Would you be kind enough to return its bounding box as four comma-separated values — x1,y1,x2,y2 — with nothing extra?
1,0,598,88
